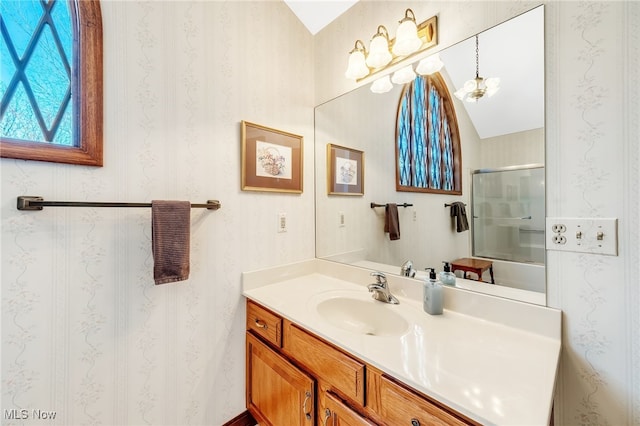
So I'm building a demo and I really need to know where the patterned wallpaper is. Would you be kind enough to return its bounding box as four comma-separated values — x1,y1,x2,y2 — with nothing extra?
1,2,314,425
315,1,639,425
1,1,638,426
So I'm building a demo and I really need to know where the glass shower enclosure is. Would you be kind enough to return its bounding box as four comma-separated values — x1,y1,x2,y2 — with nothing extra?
471,165,545,264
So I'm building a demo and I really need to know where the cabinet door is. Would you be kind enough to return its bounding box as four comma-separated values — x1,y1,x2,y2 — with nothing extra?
246,332,315,426
322,392,376,426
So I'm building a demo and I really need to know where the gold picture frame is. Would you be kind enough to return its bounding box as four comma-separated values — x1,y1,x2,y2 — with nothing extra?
327,143,364,195
241,121,303,193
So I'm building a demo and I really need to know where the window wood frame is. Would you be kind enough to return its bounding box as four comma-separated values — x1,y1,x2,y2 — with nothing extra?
0,0,103,166
395,73,462,195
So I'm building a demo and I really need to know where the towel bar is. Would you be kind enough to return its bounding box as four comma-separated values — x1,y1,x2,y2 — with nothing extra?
16,196,221,211
370,202,413,208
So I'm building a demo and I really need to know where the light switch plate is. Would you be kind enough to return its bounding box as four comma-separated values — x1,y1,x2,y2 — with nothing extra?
546,217,618,256
278,212,287,233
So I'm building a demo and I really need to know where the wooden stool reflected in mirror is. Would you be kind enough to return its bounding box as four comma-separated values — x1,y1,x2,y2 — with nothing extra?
451,258,495,284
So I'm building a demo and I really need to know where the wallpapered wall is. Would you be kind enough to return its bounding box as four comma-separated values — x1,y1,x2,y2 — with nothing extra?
2,1,639,426
1,2,314,425
315,1,639,425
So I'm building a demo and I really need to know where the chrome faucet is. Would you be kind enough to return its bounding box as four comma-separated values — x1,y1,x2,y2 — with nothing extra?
367,272,400,304
400,260,416,277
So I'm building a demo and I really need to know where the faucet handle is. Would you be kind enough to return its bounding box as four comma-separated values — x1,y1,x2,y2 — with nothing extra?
370,271,387,284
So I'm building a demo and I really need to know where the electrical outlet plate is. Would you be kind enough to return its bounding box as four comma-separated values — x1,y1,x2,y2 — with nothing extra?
546,217,618,256
339,211,345,227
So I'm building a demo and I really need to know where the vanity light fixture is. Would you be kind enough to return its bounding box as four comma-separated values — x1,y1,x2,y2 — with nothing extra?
415,53,444,75
345,9,438,84
370,75,393,93
344,40,369,80
392,9,422,56
366,26,393,69
391,65,416,85
454,35,500,102
369,53,443,94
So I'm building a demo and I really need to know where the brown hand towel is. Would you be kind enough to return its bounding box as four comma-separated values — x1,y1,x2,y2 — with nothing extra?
384,203,401,240
152,200,191,284
449,201,469,233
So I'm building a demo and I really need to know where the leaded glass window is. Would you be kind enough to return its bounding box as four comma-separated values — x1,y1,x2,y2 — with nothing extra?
1,0,103,166
396,74,461,194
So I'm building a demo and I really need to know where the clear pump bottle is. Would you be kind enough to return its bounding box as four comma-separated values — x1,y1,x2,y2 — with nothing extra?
423,268,443,315
440,261,457,286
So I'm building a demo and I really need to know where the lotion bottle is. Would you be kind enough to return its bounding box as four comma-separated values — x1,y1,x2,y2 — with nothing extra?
440,261,457,286
423,268,443,315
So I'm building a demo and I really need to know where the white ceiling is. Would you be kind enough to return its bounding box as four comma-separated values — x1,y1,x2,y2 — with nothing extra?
284,0,358,35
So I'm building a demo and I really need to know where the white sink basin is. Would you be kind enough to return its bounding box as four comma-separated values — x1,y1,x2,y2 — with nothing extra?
315,296,409,337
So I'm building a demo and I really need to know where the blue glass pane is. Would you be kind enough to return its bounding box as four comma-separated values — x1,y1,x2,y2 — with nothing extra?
411,77,427,187
0,0,43,59
52,100,73,146
442,119,454,190
397,90,411,185
428,86,442,189
0,35,15,100
25,24,70,131
1,81,44,142
51,0,73,63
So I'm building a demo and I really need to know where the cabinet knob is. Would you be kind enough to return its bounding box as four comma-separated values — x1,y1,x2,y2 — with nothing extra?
254,319,268,329
411,419,420,426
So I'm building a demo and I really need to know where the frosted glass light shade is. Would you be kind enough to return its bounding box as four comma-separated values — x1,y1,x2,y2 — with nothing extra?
370,75,393,93
485,77,501,97
345,50,369,80
392,20,421,56
391,65,416,85
366,34,392,69
416,54,444,75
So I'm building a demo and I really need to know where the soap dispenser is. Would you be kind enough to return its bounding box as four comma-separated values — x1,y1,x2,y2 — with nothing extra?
423,268,443,315
440,261,456,286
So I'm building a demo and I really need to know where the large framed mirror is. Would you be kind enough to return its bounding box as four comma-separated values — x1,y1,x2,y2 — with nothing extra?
315,6,545,305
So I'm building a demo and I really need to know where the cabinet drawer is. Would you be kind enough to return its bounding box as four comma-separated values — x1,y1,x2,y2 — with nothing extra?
323,392,375,426
377,375,473,426
283,321,365,405
246,300,282,347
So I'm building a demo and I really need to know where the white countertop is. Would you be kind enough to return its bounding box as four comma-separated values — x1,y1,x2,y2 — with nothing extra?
242,259,561,426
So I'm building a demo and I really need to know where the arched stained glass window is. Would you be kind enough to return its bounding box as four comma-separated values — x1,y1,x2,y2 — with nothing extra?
1,0,103,166
396,74,461,194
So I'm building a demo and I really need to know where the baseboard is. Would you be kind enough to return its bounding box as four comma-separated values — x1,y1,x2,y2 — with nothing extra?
222,410,256,426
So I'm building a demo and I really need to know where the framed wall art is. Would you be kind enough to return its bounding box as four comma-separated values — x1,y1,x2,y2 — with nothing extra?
241,121,303,193
327,143,364,195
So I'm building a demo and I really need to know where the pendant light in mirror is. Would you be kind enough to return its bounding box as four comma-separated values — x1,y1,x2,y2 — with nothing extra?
454,35,500,102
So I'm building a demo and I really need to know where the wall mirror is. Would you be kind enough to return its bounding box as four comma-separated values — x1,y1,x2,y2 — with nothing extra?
314,6,545,305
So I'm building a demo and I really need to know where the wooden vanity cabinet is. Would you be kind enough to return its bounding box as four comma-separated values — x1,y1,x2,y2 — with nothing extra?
246,300,478,426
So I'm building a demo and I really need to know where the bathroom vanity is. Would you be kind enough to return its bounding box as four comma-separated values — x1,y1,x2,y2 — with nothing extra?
243,259,561,425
